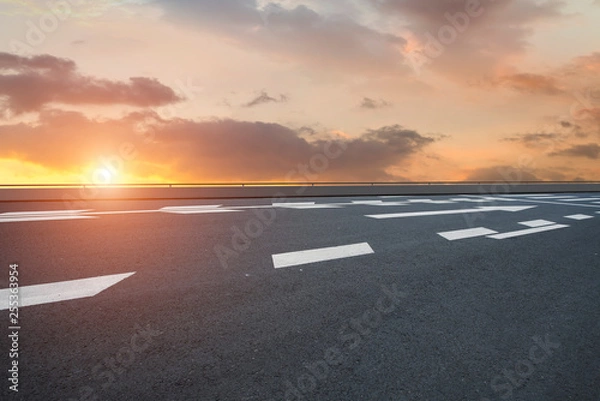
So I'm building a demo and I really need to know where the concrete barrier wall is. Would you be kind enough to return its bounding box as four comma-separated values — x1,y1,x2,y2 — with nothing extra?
1,183,599,203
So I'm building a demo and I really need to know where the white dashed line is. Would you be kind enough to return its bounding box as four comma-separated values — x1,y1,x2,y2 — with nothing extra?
0,272,135,310
438,227,498,241
564,214,594,221
518,220,555,228
272,242,374,269
487,224,569,240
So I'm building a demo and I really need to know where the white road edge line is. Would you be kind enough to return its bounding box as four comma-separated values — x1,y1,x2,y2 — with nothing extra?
272,242,374,269
0,272,135,310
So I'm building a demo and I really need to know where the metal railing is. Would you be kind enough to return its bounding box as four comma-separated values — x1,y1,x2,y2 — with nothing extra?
0,181,599,189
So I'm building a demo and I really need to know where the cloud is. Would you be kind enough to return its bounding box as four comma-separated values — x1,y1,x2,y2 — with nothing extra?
550,143,600,159
243,91,288,107
0,52,183,115
502,132,562,148
494,73,564,96
159,1,408,76
360,97,392,109
465,165,542,182
377,0,568,78
0,111,438,181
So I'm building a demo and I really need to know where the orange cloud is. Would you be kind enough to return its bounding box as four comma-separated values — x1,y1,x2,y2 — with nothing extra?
0,52,183,115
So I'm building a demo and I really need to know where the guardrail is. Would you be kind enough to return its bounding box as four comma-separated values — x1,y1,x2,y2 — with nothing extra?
1,181,599,203
1,181,600,188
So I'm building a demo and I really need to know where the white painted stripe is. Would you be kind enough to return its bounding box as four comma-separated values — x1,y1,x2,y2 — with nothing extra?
519,219,555,228
438,227,498,241
487,224,569,240
159,205,241,214
1,210,89,216
160,209,241,214
0,215,96,223
0,272,135,310
450,198,489,203
529,196,575,200
366,206,536,219
375,202,409,206
558,198,600,202
273,202,315,207
564,214,594,221
86,210,159,216
351,200,383,204
407,199,455,204
160,205,222,210
272,243,374,269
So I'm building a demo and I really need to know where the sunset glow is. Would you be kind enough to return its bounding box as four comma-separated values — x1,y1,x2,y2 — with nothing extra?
1,0,599,184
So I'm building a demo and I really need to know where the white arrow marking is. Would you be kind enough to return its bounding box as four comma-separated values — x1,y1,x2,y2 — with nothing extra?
272,243,374,269
0,272,135,310
366,206,537,219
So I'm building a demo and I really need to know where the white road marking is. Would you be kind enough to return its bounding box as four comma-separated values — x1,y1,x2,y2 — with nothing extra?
487,224,569,240
558,198,600,202
273,202,341,209
272,242,374,269
0,215,96,223
438,227,498,241
529,196,576,200
497,197,600,209
366,206,536,219
407,199,455,204
450,198,489,203
86,210,159,216
474,196,519,202
0,272,135,310
519,220,555,228
564,214,594,221
0,210,95,223
159,205,241,214
351,200,383,204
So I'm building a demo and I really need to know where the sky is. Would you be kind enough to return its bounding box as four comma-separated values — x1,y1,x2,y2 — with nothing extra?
0,0,599,184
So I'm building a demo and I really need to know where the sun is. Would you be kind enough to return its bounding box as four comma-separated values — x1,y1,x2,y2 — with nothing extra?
92,167,118,185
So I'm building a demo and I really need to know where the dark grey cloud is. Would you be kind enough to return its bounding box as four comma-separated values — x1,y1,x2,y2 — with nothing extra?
243,91,288,108
360,97,392,109
502,132,562,147
0,111,438,181
0,52,182,115
550,143,600,159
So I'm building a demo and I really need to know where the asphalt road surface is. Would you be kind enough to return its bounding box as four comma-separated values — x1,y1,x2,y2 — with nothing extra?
0,192,599,400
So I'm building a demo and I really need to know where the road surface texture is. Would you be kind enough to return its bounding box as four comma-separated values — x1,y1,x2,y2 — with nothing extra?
1,192,599,400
